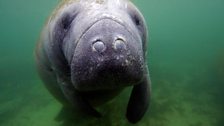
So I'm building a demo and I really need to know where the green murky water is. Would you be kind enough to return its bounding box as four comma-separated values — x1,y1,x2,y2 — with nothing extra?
0,0,223,126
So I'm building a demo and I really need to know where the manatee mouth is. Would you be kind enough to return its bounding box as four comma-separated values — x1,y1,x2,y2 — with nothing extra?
71,58,144,91
71,18,144,91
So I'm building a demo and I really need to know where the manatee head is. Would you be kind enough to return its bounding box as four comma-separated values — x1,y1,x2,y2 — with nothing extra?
52,0,148,91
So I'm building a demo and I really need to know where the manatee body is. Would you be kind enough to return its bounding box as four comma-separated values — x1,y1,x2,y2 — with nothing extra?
35,0,151,123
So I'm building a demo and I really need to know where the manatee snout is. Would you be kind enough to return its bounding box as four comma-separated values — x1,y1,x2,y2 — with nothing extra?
71,19,144,91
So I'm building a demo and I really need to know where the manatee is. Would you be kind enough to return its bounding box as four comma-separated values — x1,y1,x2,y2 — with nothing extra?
35,0,151,123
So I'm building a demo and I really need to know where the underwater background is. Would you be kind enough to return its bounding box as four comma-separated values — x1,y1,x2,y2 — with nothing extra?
0,0,223,126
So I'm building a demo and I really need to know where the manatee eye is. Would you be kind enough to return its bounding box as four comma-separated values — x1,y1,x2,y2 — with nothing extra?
133,14,140,26
61,12,78,30
62,15,72,30
128,9,143,29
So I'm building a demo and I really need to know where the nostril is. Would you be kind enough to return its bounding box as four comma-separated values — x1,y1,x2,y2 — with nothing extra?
113,38,126,51
92,40,106,53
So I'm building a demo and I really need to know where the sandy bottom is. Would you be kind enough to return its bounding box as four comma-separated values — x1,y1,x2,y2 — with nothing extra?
0,67,223,126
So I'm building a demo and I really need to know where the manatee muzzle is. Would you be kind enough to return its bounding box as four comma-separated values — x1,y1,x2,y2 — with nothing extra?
71,18,144,91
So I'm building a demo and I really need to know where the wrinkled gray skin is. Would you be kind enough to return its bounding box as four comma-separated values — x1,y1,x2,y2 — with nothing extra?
35,0,151,124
